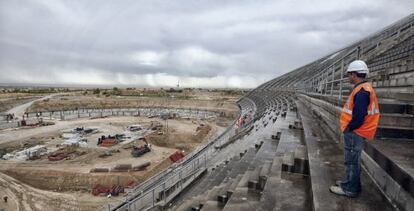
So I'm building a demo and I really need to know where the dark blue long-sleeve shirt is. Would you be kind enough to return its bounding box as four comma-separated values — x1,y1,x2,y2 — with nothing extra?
347,81,370,131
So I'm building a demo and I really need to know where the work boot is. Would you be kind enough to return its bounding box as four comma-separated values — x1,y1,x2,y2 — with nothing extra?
329,186,358,198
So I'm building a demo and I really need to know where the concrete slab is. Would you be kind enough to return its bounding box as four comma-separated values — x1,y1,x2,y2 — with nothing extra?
367,139,414,198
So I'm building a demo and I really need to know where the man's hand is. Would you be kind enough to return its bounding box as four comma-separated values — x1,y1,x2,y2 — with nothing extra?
343,127,350,133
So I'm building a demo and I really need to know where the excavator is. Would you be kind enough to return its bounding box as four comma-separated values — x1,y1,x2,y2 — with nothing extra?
131,138,151,157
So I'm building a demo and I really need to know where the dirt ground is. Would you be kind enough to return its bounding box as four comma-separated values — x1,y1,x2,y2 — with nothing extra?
0,115,227,211
0,94,42,113
0,171,120,211
0,89,237,211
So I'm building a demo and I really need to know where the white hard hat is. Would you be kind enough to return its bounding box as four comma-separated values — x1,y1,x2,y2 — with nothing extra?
347,60,369,75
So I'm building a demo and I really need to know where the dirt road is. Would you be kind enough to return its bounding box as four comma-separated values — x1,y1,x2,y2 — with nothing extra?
0,172,80,211
6,94,59,120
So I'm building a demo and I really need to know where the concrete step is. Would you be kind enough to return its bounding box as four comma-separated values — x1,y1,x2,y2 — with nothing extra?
170,155,242,208
376,125,414,139
219,175,244,206
223,138,281,210
224,148,258,179
170,145,261,209
259,125,311,211
257,161,272,191
378,101,414,115
173,193,211,211
364,138,414,210
247,166,262,191
184,183,230,211
186,163,229,198
260,172,311,211
199,200,221,211
222,185,260,211
198,178,241,210
281,144,310,175
196,183,230,208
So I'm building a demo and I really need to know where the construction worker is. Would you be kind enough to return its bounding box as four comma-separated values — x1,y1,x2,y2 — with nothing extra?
330,60,380,197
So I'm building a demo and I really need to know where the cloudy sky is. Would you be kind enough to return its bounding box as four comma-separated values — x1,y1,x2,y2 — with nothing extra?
0,0,413,88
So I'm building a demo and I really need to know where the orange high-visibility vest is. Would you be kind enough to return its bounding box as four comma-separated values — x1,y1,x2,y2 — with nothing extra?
340,82,380,140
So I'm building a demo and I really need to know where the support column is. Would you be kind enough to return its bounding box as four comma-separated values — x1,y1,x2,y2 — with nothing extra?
339,60,344,101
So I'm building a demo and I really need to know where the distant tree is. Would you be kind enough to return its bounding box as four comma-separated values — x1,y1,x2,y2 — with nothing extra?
93,88,101,94
112,87,121,95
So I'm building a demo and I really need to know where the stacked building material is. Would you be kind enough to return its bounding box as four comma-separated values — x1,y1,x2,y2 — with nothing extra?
90,168,110,173
111,164,132,172
131,161,151,171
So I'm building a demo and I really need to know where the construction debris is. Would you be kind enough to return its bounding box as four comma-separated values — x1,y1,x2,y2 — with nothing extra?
131,144,151,157
90,161,150,173
47,145,83,161
19,120,55,128
60,127,96,147
111,164,132,172
98,137,118,147
91,184,124,196
160,112,176,120
72,127,98,135
90,115,108,120
127,125,143,132
62,138,88,147
48,152,68,161
98,149,120,158
169,151,185,163
2,145,47,161
97,134,125,147
150,121,163,130
89,168,110,173
131,161,151,171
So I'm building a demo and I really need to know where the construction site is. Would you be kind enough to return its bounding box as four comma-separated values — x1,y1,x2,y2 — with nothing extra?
0,89,241,211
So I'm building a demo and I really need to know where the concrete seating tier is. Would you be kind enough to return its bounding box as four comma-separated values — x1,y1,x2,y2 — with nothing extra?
170,143,264,210
364,138,414,210
368,34,414,71
259,117,311,211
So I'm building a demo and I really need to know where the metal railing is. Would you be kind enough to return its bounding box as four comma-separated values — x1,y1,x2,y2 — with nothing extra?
0,107,220,130
296,15,414,97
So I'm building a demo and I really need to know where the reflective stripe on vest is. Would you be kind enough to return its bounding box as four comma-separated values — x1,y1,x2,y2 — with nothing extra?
342,103,380,115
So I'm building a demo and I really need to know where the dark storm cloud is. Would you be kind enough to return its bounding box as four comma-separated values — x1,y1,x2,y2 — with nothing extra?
0,0,413,87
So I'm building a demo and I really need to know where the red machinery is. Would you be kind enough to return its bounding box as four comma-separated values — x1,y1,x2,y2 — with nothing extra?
169,151,185,163
48,152,68,161
91,184,124,196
